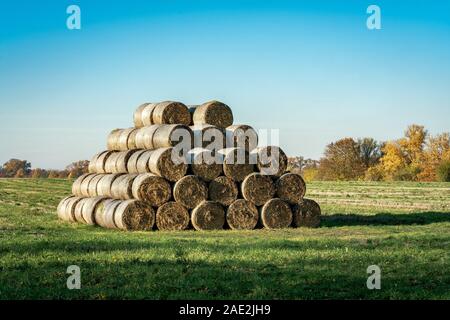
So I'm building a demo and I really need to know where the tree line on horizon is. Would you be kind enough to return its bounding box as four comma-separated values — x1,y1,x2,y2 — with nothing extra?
1,124,449,182
289,124,450,182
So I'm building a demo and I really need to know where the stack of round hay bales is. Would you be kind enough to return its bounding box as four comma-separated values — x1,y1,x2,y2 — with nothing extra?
57,99,321,232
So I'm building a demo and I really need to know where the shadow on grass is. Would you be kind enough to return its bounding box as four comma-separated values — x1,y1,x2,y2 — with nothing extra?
321,211,450,227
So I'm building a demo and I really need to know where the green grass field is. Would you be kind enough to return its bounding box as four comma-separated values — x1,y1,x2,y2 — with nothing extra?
0,178,449,299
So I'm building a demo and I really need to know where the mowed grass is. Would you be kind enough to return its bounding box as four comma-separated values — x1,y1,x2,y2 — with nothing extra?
0,179,449,299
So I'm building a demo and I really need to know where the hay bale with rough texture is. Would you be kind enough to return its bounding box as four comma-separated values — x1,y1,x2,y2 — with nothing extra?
107,129,122,150
117,128,137,151
88,151,107,173
132,173,171,207
275,173,306,204
72,173,93,195
127,128,139,150
152,101,191,125
241,173,276,206
173,175,208,209
250,146,288,177
136,150,153,173
208,176,238,206
73,197,89,223
81,196,108,225
192,101,233,129
97,173,124,197
140,103,158,126
79,174,100,197
88,174,106,197
260,198,293,229
134,103,151,128
64,196,84,222
135,125,160,149
292,199,321,228
94,151,113,173
114,199,155,231
104,152,120,173
95,199,122,229
111,174,138,199
191,201,225,230
225,125,258,151
148,147,188,182
114,150,138,173
226,199,258,230
188,148,223,181
94,199,118,228
220,148,255,182
156,201,190,231
57,196,74,221
152,124,193,149
190,124,226,149
127,150,147,173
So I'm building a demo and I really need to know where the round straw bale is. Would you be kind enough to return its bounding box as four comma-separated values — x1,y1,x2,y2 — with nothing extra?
72,173,94,196
191,201,225,230
81,196,108,225
292,199,321,228
156,201,190,231
134,103,151,128
190,124,226,149
225,125,258,151
94,199,119,228
136,150,153,173
134,125,160,149
127,128,139,150
97,173,124,197
97,199,122,229
141,103,158,126
114,150,137,173
57,196,74,221
104,152,120,173
148,147,188,182
260,198,293,229
88,174,106,197
208,176,238,206
220,148,255,182
73,197,89,223
64,196,84,222
94,150,113,173
275,173,306,204
80,174,100,197
226,199,259,230
152,101,191,125
192,101,233,129
88,151,107,173
111,174,138,199
131,173,171,207
117,128,137,151
152,124,193,149
250,146,288,177
173,175,208,209
241,173,276,206
188,148,223,181
107,129,122,150
127,149,147,173
114,199,155,231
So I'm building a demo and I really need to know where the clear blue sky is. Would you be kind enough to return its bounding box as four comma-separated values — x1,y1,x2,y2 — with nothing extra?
1,0,449,169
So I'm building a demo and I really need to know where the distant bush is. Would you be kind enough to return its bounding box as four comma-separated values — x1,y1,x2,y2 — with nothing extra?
437,161,450,182
364,165,384,181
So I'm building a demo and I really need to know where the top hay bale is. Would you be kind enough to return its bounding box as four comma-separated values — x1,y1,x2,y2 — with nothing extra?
133,101,191,128
191,101,233,129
